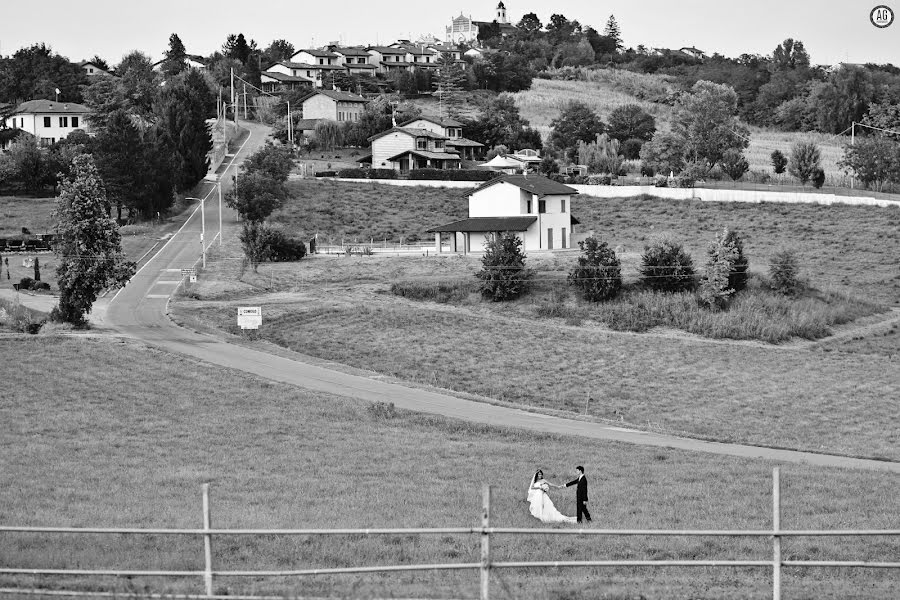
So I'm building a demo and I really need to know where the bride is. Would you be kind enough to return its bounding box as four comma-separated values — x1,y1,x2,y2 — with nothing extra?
527,469,576,524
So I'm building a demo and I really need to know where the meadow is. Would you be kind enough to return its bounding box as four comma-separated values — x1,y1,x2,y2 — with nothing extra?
1,336,898,599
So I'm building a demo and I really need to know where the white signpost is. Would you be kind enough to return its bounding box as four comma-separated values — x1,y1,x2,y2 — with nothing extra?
181,268,197,280
237,306,262,330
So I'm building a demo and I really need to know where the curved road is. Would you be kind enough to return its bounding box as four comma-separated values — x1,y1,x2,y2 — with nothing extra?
105,122,900,474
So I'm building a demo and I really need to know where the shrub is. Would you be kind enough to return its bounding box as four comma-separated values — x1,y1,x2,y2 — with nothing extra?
18,277,34,291
811,167,826,189
337,168,367,178
476,232,533,301
408,169,498,181
568,236,622,301
654,175,668,187
268,233,307,262
371,169,397,179
771,149,788,175
699,227,740,309
723,229,749,292
768,249,802,296
621,138,644,160
676,159,707,188
788,141,821,184
721,149,749,181
32,281,51,291
314,170,337,177
239,223,306,271
640,234,695,292
586,175,612,185
390,280,475,303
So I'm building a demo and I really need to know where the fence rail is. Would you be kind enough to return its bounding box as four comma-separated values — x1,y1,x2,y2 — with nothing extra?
1,470,898,600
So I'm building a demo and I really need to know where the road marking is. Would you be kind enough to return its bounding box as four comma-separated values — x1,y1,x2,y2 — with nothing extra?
146,294,170,299
162,268,181,273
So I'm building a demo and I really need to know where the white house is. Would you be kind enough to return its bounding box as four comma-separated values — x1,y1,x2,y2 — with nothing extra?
291,49,339,65
428,174,578,253
367,47,412,75
400,115,484,160
266,60,342,89
260,71,314,93
299,90,369,123
329,46,377,76
367,127,461,171
3,100,92,148
80,60,112,77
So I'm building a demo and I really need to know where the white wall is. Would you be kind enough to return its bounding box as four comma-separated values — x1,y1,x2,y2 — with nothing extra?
5,112,89,144
469,182,527,216
570,185,900,209
302,95,336,120
371,132,415,169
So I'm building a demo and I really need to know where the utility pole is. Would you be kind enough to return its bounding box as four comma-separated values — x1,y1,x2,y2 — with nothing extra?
850,121,855,189
243,83,248,119
287,100,293,147
231,68,237,128
200,196,206,268
217,179,223,247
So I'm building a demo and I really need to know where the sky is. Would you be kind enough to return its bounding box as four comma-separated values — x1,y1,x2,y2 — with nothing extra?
0,0,897,66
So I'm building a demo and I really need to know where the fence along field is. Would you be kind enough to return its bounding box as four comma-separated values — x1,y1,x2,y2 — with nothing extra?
2,470,899,600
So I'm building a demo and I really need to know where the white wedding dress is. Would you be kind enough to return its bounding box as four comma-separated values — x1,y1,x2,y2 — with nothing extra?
527,479,576,524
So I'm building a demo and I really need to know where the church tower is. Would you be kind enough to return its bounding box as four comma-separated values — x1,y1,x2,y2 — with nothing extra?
496,1,508,24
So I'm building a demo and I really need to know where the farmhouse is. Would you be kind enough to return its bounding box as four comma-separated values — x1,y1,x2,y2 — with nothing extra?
400,115,485,160
299,89,369,123
2,100,92,148
367,127,461,171
428,174,578,253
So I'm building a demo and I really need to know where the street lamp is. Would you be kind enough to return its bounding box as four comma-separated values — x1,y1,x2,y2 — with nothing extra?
185,196,206,268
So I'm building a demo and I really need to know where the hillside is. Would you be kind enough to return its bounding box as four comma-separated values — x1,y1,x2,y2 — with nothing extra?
512,76,847,180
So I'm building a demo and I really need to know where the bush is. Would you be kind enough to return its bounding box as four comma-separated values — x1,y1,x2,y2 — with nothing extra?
408,169,498,181
32,281,51,291
721,149,749,181
337,168,368,178
771,149,788,175
587,175,612,185
390,280,475,303
640,234,695,292
788,141,821,184
724,229,749,292
371,169,397,179
568,236,622,301
476,232,533,301
621,138,644,160
654,175,668,187
699,227,740,309
239,223,306,271
315,170,337,177
18,277,34,291
811,167,825,189
768,249,802,296
268,233,307,262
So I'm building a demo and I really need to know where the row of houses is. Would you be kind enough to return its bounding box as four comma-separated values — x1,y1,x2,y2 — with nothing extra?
262,42,468,91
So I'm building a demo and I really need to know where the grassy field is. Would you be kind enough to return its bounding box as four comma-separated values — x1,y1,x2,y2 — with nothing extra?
745,128,846,182
0,196,57,237
1,336,898,599
173,187,900,459
272,178,468,243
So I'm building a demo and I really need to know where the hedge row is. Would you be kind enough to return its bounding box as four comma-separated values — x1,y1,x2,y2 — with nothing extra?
335,168,398,179
408,169,500,181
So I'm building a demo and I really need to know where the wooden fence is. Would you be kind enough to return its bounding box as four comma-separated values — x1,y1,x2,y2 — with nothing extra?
1,469,898,600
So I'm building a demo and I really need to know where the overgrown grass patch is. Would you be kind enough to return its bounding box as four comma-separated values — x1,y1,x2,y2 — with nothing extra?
1,336,898,599
390,278,477,303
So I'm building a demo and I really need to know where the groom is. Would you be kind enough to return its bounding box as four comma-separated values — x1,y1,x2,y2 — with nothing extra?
565,466,591,523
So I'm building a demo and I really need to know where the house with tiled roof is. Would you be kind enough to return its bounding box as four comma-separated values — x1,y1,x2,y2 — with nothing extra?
400,115,485,160
79,60,113,77
266,60,342,89
329,46,378,76
367,47,412,75
428,174,579,253
3,99,92,148
260,71,314,93
299,89,370,123
368,127,461,171
291,49,339,65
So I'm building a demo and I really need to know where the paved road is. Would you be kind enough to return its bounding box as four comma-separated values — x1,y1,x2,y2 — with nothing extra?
104,122,900,475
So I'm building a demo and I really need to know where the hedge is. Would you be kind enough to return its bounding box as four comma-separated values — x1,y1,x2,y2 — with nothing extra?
409,169,500,181
336,168,397,179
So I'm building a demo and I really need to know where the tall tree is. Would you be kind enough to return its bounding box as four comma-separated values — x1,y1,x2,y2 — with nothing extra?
606,104,656,142
263,39,295,64
0,43,87,103
546,14,581,46
433,52,467,119
549,101,606,159
603,15,624,52
153,71,213,191
116,51,158,116
462,94,542,150
223,33,254,65
52,155,135,325
671,80,749,169
517,13,543,34
162,33,188,78
772,38,810,71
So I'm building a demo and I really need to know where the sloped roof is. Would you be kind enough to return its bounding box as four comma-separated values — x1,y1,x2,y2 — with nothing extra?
295,48,338,58
13,100,91,115
294,119,322,130
368,127,449,142
446,137,484,147
401,115,464,128
301,90,370,104
472,174,578,197
261,72,313,83
331,46,370,57
346,63,377,69
482,155,522,168
427,216,537,233
386,149,461,161
368,46,408,55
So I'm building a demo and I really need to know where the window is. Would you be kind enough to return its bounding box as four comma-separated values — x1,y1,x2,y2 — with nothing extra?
560,199,566,213
416,139,427,151
319,58,324,64
40,138,52,147
526,200,532,213
72,117,79,128
307,71,312,77
43,117,51,127
59,117,68,127
435,140,444,149
538,200,546,214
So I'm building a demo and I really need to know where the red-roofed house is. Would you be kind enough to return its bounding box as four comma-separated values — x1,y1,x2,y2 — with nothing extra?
368,127,461,171
428,174,579,253
3,100,92,148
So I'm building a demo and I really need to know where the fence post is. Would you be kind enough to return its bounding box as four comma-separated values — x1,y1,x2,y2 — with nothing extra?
480,485,492,600
202,483,214,598
772,467,781,600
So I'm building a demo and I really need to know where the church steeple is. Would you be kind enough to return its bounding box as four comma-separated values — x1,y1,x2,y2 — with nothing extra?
496,1,507,24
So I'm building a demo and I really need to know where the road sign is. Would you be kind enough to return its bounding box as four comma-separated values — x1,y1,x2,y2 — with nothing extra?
181,268,196,280
189,275,197,283
237,306,262,330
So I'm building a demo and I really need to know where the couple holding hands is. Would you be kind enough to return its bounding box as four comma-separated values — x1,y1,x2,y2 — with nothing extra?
527,466,591,524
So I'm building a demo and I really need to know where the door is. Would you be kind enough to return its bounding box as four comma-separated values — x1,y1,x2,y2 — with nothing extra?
547,228,553,250
561,227,567,249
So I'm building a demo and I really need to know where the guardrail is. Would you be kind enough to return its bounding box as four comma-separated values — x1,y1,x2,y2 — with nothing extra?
1,468,898,600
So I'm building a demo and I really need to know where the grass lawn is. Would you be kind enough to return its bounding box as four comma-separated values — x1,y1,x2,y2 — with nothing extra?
1,336,898,599
272,178,468,244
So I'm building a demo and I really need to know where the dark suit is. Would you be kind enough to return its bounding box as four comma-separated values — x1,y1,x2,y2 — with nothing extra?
566,475,591,522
